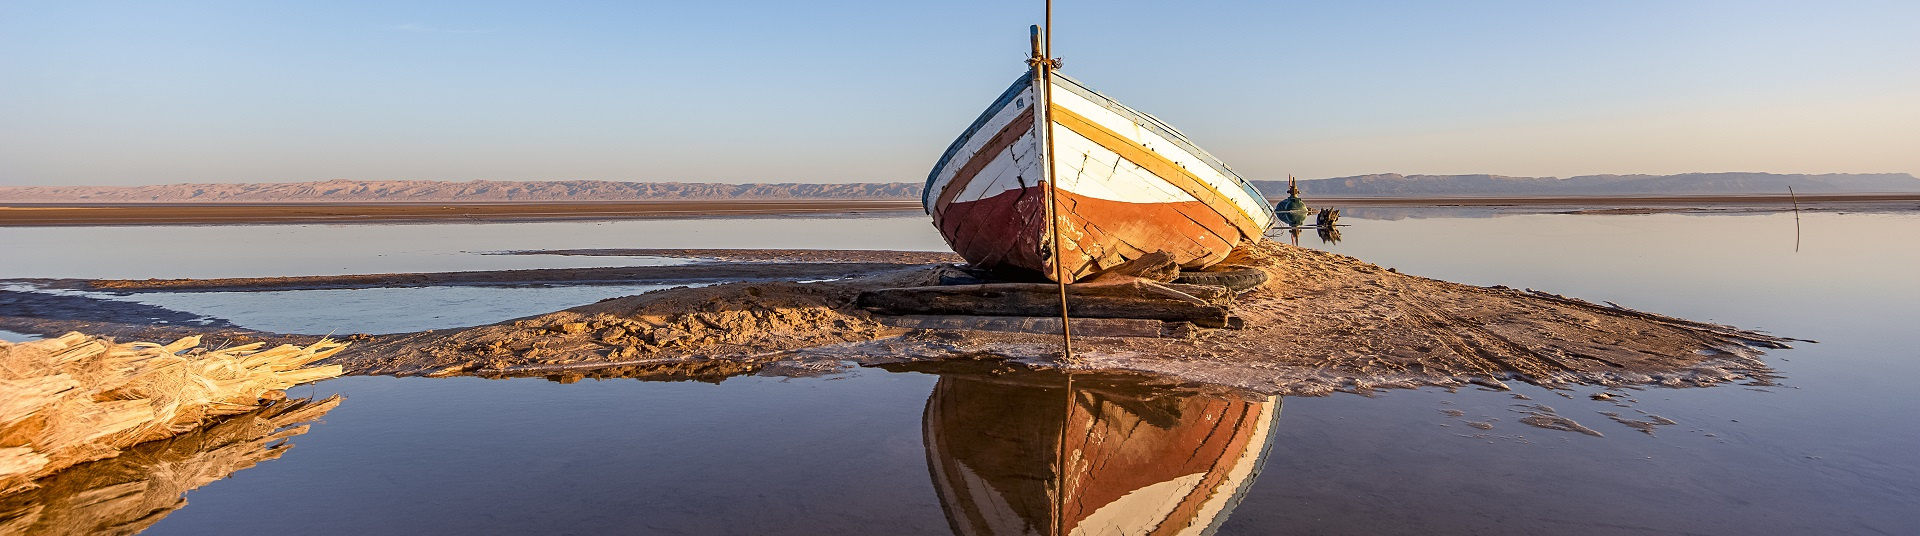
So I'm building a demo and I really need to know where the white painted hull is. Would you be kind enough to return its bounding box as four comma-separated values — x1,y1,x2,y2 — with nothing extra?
925,71,1275,281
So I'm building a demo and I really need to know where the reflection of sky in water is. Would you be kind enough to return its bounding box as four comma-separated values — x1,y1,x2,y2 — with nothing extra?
113,284,674,334
1305,211,1919,333
150,373,953,535
0,329,39,342
6,211,1919,534
0,216,949,279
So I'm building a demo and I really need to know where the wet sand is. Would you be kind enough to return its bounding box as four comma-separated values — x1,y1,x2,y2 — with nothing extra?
1,243,1800,395
4,193,1914,226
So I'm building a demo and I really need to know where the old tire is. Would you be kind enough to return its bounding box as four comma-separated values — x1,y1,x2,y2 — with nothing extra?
1174,266,1268,292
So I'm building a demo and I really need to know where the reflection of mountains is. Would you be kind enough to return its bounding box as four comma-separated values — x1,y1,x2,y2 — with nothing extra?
0,396,338,536
924,372,1280,536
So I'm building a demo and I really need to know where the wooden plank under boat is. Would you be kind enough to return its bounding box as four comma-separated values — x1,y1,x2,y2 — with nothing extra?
923,373,1282,535
924,66,1276,282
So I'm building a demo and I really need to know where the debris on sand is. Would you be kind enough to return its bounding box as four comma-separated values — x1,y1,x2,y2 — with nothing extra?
0,333,344,493
0,396,338,535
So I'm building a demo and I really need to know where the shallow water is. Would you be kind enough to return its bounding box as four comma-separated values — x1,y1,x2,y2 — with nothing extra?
0,215,947,279
3,210,1917,534
118,284,675,334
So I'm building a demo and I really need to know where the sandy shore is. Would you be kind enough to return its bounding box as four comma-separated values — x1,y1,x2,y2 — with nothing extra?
4,194,1915,226
0,243,1802,396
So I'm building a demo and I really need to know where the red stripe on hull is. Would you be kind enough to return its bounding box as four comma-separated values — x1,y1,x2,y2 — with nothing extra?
935,185,1244,282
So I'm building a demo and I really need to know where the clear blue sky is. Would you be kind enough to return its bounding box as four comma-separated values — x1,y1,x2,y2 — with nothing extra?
3,0,1915,186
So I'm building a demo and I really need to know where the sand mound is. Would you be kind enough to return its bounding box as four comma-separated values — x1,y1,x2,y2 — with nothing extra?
343,268,941,376
328,240,1796,395
1088,240,1798,394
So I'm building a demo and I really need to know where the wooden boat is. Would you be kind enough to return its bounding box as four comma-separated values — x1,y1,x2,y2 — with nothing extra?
923,372,1281,535
923,29,1275,283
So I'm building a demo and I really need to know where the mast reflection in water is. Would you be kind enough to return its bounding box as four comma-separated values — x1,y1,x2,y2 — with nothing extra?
921,371,1281,536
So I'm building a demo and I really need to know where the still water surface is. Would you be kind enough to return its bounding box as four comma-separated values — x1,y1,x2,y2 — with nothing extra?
2,211,1915,534
122,285,674,334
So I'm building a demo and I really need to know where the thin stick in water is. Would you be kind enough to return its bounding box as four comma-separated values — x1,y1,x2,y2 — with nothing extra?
1789,185,1801,252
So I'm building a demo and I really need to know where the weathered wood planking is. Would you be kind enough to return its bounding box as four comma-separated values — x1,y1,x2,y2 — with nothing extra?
873,315,1179,338
856,283,1238,328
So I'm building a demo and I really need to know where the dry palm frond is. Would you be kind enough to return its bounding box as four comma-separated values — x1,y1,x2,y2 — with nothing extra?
0,333,345,494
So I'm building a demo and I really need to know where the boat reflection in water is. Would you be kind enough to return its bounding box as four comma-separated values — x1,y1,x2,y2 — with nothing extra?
921,370,1281,536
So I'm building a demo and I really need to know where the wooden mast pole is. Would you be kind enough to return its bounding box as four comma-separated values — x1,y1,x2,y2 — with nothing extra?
1039,0,1073,364
1040,3,1078,535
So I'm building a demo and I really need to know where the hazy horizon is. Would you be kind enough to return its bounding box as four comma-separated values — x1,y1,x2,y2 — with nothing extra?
7,171,1920,190
4,1,1916,186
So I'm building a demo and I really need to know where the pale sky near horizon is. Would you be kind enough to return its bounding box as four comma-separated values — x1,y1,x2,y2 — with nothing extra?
3,0,1916,186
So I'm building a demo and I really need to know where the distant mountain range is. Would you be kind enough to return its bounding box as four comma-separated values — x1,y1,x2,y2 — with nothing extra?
0,179,923,203
2,173,1915,203
1259,172,1920,197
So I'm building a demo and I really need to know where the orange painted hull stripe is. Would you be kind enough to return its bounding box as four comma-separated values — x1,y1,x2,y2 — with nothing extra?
1048,104,1263,239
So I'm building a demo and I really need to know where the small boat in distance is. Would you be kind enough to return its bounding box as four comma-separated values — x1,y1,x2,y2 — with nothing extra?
924,26,1275,283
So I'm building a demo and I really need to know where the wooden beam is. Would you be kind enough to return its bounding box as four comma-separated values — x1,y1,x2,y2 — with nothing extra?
856,283,1238,328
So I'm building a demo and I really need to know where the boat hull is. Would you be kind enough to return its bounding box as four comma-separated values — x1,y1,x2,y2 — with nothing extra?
923,373,1282,536
939,185,1245,279
926,72,1274,282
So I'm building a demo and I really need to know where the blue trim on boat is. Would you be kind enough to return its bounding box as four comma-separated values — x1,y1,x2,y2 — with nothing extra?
923,73,1034,212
